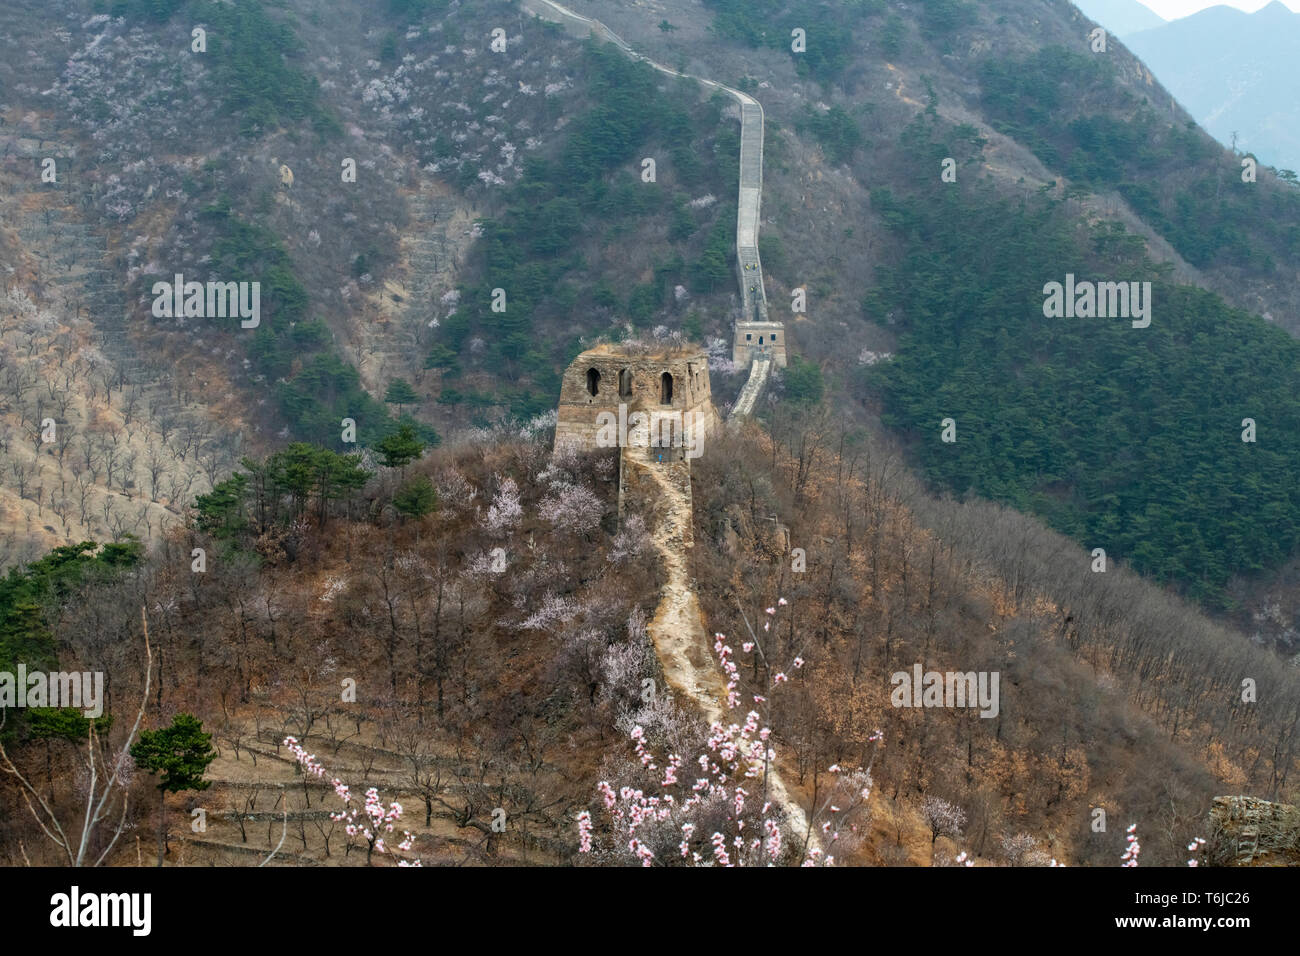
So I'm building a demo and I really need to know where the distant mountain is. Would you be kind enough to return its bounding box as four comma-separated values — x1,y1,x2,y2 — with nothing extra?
1125,1,1300,171
1072,0,1166,37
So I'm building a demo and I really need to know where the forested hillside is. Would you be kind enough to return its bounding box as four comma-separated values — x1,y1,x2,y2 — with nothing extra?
562,0,1300,626
864,136,1300,607
3,0,1300,876
7,413,1296,867
0,0,746,564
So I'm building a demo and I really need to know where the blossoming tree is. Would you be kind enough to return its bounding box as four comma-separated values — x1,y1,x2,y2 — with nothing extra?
284,737,418,866
578,599,882,866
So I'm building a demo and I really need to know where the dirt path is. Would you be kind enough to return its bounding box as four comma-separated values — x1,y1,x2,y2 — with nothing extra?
633,460,727,715
630,458,814,848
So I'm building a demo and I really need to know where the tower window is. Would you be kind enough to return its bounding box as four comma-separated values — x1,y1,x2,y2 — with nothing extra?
660,372,673,405
586,367,601,396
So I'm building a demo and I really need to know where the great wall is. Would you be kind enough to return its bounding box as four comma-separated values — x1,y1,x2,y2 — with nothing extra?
533,0,1300,867
521,0,787,408
533,0,814,844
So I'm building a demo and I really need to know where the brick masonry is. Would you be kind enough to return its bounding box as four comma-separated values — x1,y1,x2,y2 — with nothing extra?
555,344,720,454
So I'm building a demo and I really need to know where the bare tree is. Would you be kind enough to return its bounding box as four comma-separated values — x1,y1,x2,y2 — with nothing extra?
9,458,33,499
144,444,166,502
0,608,153,866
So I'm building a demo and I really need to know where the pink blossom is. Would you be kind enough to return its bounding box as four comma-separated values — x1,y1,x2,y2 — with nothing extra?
577,811,593,853
598,781,616,809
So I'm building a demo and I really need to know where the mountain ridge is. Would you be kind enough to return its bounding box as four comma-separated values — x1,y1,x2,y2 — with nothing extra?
1073,0,1166,36
1125,0,1300,170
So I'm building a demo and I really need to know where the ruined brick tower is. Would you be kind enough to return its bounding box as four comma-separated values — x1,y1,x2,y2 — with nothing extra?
555,344,719,525
555,344,719,456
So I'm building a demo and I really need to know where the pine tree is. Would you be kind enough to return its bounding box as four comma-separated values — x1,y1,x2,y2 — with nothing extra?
131,714,217,866
383,378,419,415
393,475,438,519
376,423,425,471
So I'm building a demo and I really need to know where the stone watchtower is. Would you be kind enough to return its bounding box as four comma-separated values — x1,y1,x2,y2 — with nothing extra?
732,321,787,367
555,344,719,523
555,344,719,458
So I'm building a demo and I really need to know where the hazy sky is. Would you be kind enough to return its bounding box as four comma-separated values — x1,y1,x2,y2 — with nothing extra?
1140,0,1300,18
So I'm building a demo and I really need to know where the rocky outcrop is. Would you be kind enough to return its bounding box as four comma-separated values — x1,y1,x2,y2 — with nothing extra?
1206,795,1300,866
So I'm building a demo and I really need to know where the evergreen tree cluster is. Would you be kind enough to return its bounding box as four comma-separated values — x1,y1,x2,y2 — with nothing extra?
864,156,1300,605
